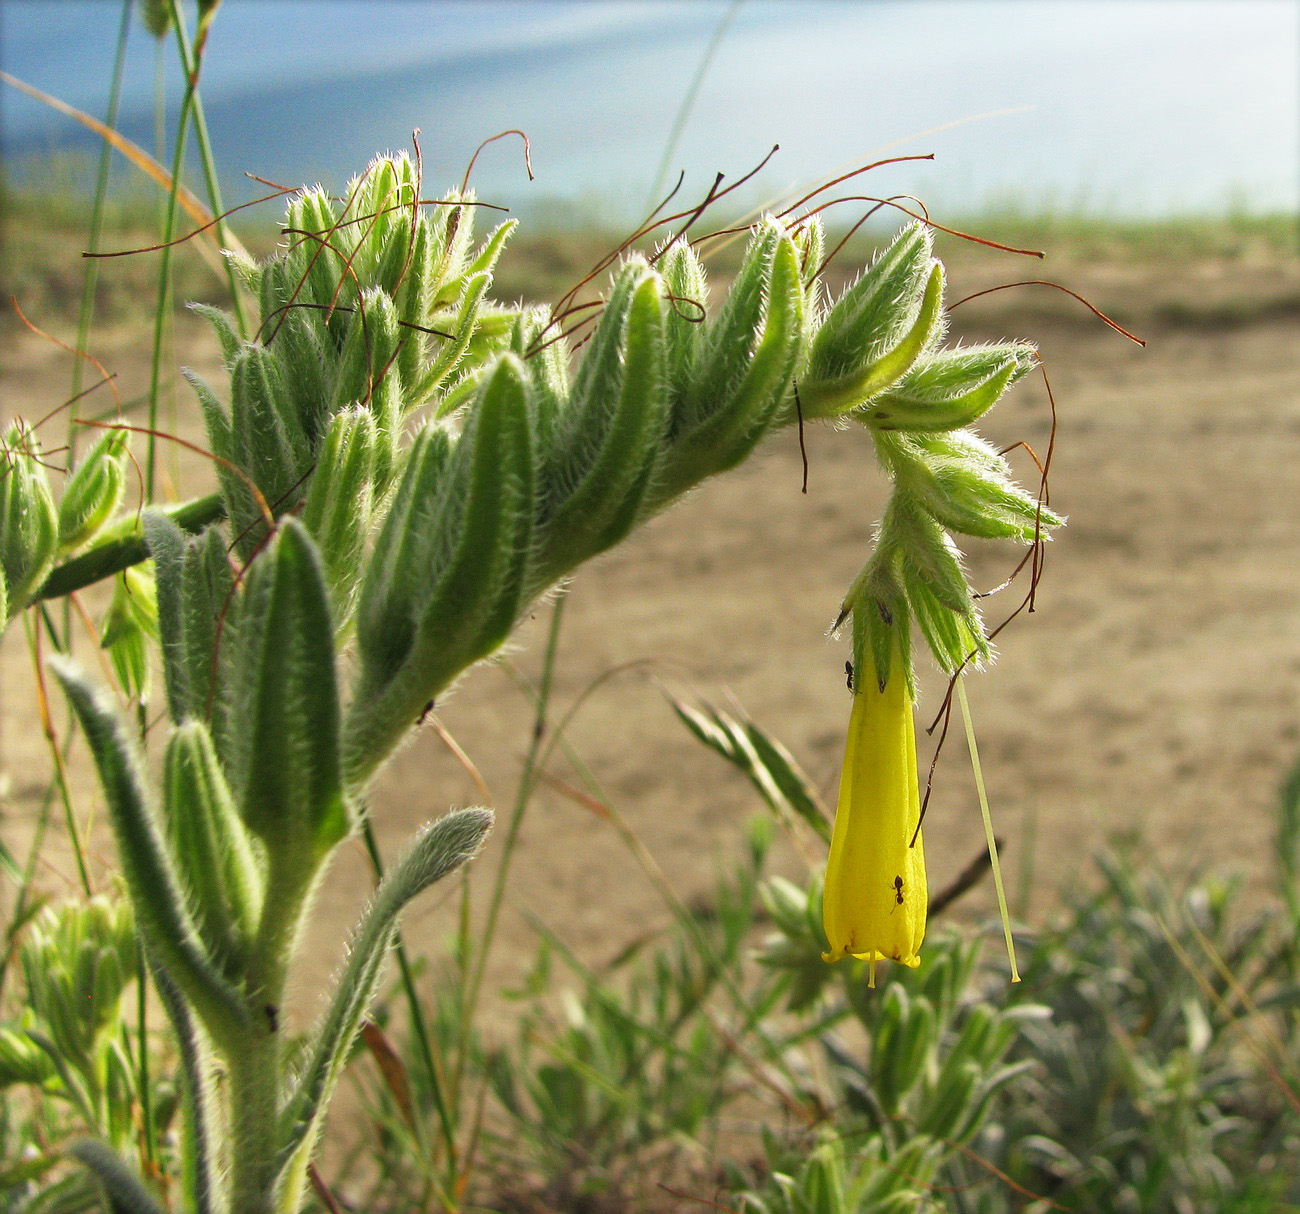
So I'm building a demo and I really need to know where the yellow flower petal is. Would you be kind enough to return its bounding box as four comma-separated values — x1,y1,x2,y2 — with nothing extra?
821,644,927,986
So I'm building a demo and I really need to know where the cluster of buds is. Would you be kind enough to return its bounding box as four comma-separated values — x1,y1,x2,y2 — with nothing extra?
0,897,138,1143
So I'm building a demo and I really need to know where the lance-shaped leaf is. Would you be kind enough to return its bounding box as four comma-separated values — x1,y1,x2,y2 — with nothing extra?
164,720,265,974
888,499,976,616
418,270,493,412
354,422,454,687
844,554,912,699
233,344,311,478
226,519,350,860
535,261,668,580
144,512,189,723
889,497,990,671
801,223,944,418
277,807,492,1193
657,240,709,396
653,220,803,503
99,566,157,703
1,419,58,620
146,516,237,726
790,214,826,297
860,343,1036,433
57,429,127,555
47,658,247,1048
330,288,405,428
189,302,242,364
901,559,987,675
666,692,829,842
182,525,238,738
66,1140,168,1214
264,302,333,451
510,306,571,455
889,430,1063,541
348,356,535,784
149,961,221,1214
301,406,377,629
281,189,353,346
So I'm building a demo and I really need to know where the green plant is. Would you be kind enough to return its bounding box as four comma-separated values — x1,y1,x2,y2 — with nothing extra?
0,129,1054,1209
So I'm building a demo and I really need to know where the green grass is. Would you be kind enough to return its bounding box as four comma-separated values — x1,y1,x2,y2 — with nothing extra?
6,162,1295,329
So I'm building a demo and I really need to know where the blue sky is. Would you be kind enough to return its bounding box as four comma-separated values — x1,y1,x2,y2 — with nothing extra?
3,0,1297,219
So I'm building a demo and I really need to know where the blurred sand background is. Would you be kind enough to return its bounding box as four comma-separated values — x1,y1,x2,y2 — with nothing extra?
2,224,1299,1033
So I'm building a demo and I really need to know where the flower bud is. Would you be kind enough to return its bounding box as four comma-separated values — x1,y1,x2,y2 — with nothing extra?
164,720,265,973
58,429,128,554
0,419,58,623
801,223,944,419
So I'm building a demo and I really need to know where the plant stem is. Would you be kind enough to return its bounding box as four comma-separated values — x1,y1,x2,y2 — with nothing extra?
460,590,567,1055
167,0,249,340
68,0,133,456
227,848,318,1212
33,492,226,604
357,819,456,1177
27,610,93,897
226,1023,282,1214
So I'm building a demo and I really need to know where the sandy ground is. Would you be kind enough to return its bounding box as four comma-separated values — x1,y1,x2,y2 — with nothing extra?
3,241,1300,1039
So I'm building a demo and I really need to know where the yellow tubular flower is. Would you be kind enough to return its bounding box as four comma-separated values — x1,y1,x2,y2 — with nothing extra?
821,644,927,987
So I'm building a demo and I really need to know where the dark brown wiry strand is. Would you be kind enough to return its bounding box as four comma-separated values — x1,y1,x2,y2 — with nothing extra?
949,280,1146,345
524,298,605,360
654,1182,740,1212
775,153,937,220
460,128,534,194
261,170,370,346
2,434,68,477
390,129,425,298
804,194,929,280
794,381,809,494
264,223,370,354
648,169,688,229
798,192,1045,259
32,375,120,435
260,300,454,344
664,291,707,323
297,199,508,227
81,187,297,259
358,336,407,411
244,170,298,193
948,1142,1069,1211
11,297,124,413
654,143,783,258
927,839,1002,917
328,173,392,312
915,357,1061,835
545,145,780,347
916,689,955,841
307,1160,347,1213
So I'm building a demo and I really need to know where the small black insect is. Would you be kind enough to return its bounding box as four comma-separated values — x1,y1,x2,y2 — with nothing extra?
265,1004,279,1033
891,875,905,906
845,659,854,692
